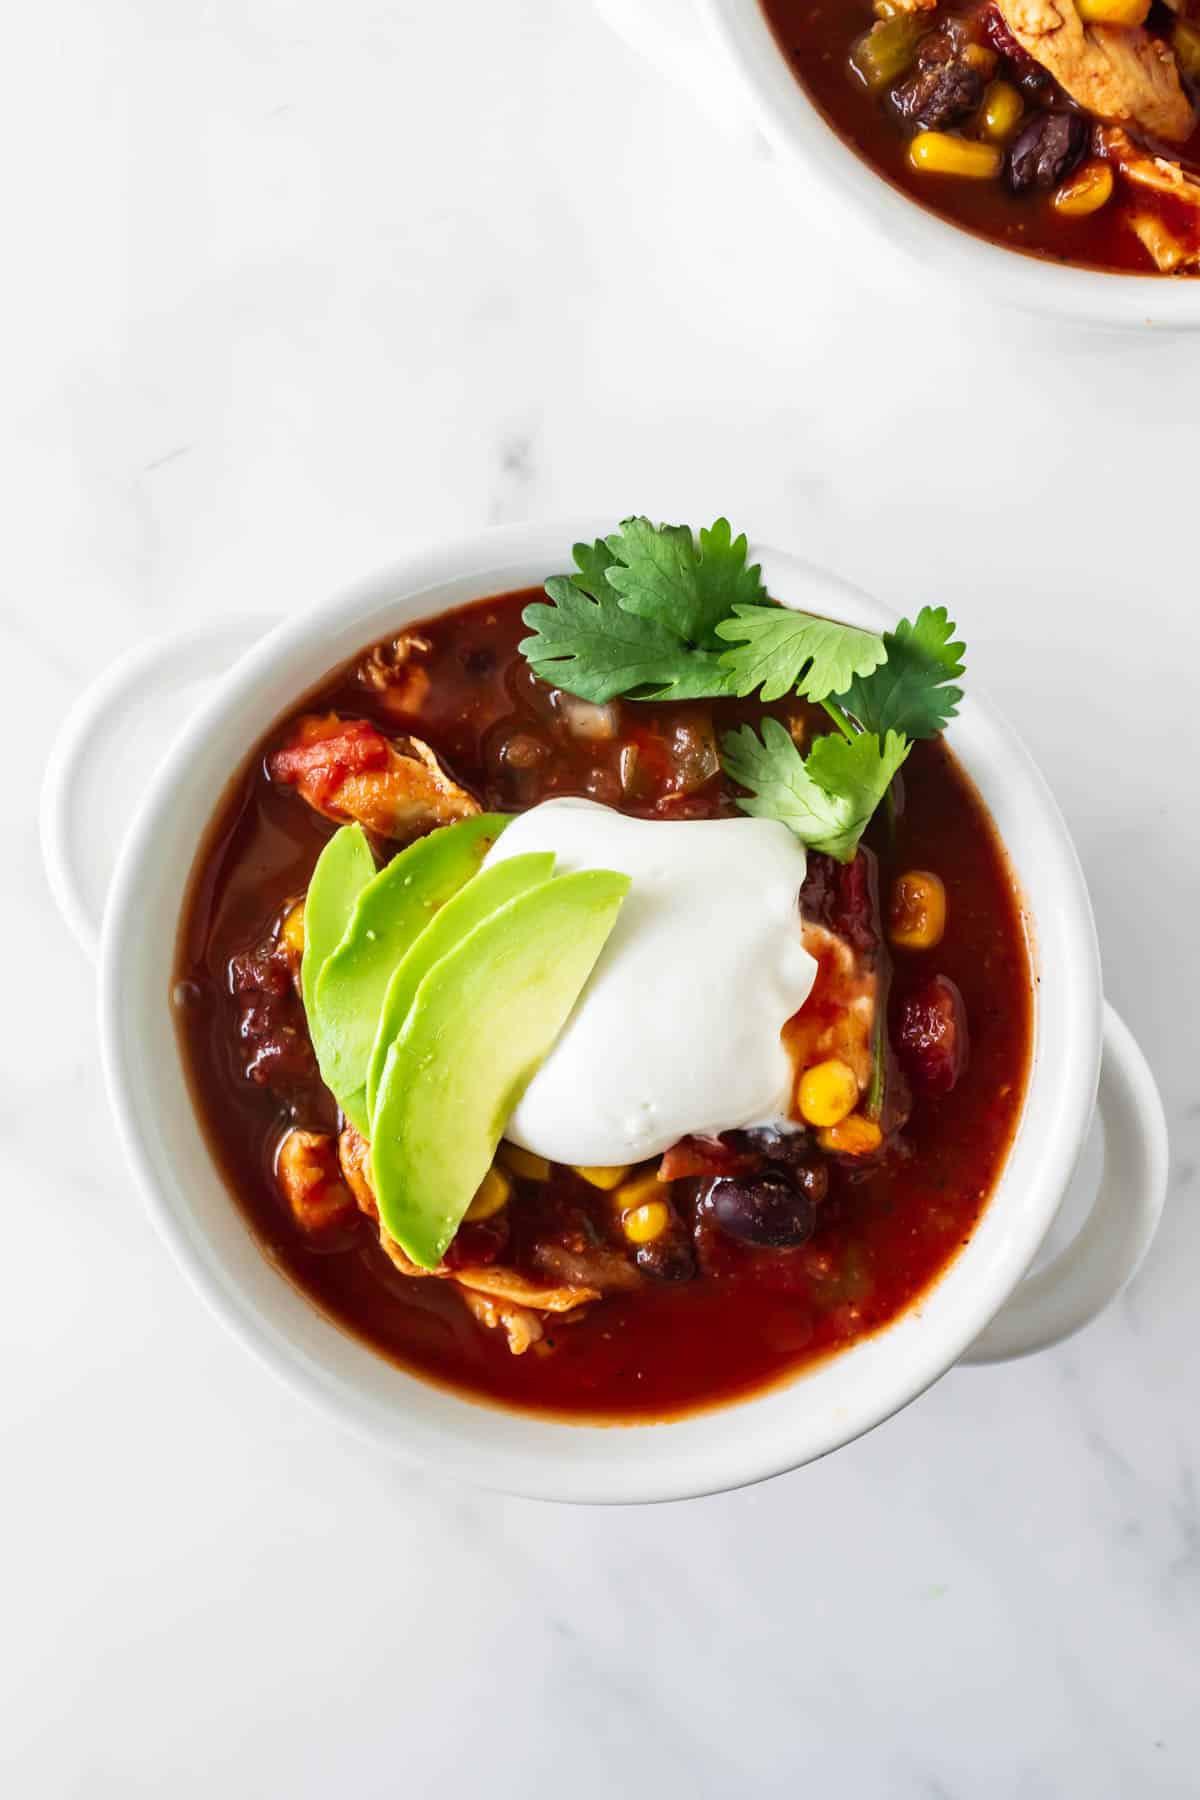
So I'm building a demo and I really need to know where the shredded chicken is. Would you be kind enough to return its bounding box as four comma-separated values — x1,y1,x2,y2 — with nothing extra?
452,1265,600,1312
336,1126,598,1354
1100,125,1200,268
1101,124,1200,200
276,1129,357,1234
786,921,878,1096
458,1290,544,1356
993,0,1195,141
375,1224,435,1279
358,633,434,718
337,1122,379,1217
359,632,432,691
268,713,479,839
1128,210,1200,268
532,1241,643,1294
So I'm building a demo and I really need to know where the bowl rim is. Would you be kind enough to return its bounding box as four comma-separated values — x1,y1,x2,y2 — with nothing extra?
97,516,1103,1503
703,0,1200,331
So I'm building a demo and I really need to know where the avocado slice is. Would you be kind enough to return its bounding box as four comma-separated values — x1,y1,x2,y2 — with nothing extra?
370,868,630,1269
364,851,556,1124
300,824,376,1023
312,812,508,1130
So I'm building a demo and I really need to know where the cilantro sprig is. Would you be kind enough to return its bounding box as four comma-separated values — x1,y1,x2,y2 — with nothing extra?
520,517,763,703
722,719,909,862
521,515,967,861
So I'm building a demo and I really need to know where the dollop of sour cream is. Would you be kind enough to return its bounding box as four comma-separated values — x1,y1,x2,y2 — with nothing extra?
484,798,817,1166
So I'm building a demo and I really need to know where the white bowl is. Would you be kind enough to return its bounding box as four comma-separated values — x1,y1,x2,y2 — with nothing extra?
596,0,1200,331
41,519,1167,1502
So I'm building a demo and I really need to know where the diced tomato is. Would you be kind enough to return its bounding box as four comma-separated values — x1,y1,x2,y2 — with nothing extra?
444,1216,510,1270
619,710,721,808
658,1135,758,1182
268,715,389,809
979,5,1047,87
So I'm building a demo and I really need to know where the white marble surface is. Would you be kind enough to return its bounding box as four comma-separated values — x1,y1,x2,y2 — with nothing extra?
5,2,1199,1794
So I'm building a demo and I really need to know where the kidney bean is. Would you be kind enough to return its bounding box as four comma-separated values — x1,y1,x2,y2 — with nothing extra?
895,975,969,1094
230,943,317,1088
799,848,880,955
980,6,1052,94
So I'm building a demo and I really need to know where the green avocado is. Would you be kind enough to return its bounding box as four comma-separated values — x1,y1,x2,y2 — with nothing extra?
312,812,508,1131
300,824,376,1024
364,851,556,1125
370,868,630,1270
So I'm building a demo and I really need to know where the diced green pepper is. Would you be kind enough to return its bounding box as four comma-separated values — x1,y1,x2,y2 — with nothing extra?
850,15,926,93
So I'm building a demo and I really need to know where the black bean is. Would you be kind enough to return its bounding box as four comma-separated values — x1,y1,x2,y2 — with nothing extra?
784,1161,830,1207
1008,111,1086,194
634,1237,697,1282
743,1126,819,1172
710,1174,819,1249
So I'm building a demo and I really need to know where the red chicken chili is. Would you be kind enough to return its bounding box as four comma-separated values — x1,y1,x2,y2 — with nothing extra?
761,0,1200,275
175,588,1032,1421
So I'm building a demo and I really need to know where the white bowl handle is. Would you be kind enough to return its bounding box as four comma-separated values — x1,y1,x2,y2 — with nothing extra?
40,619,270,961
593,0,757,140
962,1004,1167,1362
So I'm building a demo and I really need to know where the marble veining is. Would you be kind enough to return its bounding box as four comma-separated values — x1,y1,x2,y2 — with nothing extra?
4,0,1198,1794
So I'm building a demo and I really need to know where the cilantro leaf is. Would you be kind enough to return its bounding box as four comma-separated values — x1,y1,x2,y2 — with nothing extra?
835,606,965,741
634,656,739,703
521,565,698,704
604,516,767,649
568,535,620,602
715,604,888,704
520,521,760,702
721,718,910,862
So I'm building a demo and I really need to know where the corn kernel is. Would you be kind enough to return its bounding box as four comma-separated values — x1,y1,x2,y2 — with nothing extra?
818,1116,884,1157
280,899,306,961
1076,0,1148,22
964,44,998,79
797,1059,860,1128
980,79,1023,143
1052,159,1114,219
888,870,947,951
498,1143,551,1182
573,1163,631,1190
622,1200,671,1244
465,1166,511,1221
1174,20,1200,81
909,132,1003,181
615,1169,665,1211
